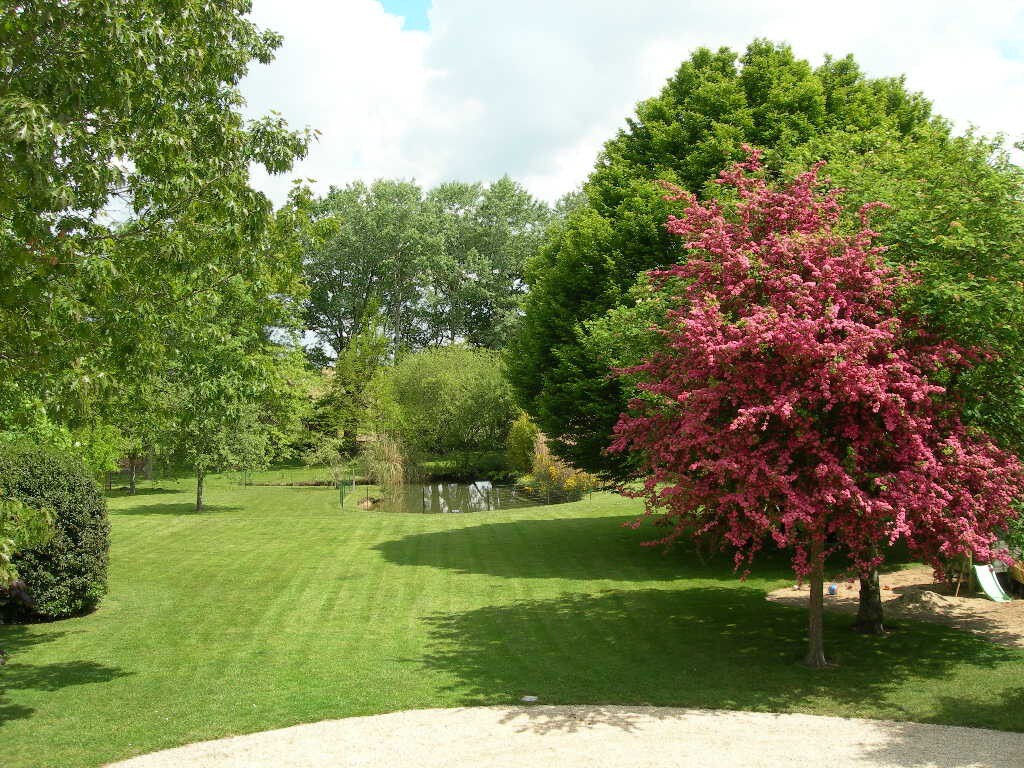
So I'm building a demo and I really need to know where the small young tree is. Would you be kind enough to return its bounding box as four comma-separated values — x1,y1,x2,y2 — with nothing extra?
611,151,1024,668
506,413,540,475
0,495,52,664
106,380,176,495
0,497,53,589
302,436,349,487
313,306,391,452
70,423,127,479
168,336,309,510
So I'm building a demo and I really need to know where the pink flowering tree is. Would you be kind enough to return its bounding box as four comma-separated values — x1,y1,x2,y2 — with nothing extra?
610,151,1024,668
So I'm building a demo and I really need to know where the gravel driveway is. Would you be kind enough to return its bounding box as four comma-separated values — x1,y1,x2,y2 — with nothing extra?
106,706,1024,767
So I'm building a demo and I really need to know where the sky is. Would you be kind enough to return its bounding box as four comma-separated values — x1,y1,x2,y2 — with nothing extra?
240,0,1024,205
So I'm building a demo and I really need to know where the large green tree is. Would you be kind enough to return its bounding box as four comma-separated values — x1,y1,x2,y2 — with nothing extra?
0,0,310,430
782,125,1024,455
159,199,313,510
422,177,551,349
507,41,936,476
305,177,550,359
305,180,435,359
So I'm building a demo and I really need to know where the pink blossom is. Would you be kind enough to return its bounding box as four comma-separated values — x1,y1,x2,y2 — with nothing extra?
610,152,1024,580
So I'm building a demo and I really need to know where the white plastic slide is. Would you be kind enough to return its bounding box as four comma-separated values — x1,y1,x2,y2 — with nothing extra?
974,564,1013,602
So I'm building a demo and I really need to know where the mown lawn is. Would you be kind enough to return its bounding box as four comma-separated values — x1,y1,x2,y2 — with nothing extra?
2,475,1023,767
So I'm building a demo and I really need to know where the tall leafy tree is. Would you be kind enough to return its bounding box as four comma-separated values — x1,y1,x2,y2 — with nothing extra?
169,207,312,509
305,180,436,358
423,177,550,348
0,0,310,429
507,41,935,476
611,156,1023,667
305,177,550,359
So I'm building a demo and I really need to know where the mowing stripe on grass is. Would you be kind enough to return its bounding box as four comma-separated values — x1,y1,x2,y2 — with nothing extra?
1,475,1022,768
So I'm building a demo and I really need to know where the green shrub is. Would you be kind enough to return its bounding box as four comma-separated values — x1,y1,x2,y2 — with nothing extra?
505,413,539,475
367,346,519,457
0,442,109,620
517,434,599,500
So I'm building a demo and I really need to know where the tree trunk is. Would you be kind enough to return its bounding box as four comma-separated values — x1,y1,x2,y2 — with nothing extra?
804,535,828,668
128,460,137,496
195,468,205,512
854,569,886,635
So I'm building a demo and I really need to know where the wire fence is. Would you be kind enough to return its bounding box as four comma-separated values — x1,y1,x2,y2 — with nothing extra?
506,484,591,506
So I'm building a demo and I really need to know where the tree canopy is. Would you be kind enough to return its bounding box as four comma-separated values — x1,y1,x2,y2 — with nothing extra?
0,0,310,432
610,155,1024,666
507,41,938,476
304,177,550,361
782,126,1024,454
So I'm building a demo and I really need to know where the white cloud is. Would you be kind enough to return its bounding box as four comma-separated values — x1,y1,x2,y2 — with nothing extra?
242,0,1024,205
242,0,435,202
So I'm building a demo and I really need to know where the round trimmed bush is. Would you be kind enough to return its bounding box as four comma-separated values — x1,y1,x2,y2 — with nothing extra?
0,441,109,620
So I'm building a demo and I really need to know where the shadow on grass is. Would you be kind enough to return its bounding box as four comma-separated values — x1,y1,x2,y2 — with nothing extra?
375,515,797,583
0,627,132,725
105,487,181,499
109,502,242,516
417,587,1024,733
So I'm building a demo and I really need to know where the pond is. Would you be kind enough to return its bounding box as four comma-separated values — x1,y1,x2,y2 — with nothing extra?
345,481,565,514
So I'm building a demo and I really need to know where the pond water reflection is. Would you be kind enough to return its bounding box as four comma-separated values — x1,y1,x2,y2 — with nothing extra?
378,481,538,514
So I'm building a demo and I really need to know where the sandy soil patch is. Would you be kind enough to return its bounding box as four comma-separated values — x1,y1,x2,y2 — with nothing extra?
767,565,1024,647
105,706,1024,768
